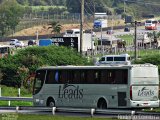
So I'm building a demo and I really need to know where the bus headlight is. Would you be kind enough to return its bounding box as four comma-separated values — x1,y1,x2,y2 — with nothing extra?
35,99,40,103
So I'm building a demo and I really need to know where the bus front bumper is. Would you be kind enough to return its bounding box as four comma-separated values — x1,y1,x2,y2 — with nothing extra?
33,98,45,106
130,100,159,108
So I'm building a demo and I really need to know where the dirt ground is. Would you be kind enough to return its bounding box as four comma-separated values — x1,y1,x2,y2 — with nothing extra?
13,23,93,36
12,19,125,36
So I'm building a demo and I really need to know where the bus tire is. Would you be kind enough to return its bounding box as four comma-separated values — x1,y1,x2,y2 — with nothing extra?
47,97,55,107
97,98,107,109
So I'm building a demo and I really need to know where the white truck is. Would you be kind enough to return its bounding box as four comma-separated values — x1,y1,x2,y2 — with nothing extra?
93,19,108,28
64,32,95,52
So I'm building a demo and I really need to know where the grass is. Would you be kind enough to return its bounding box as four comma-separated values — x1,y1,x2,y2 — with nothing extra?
1,86,32,97
0,86,32,106
128,49,160,58
116,34,160,58
117,34,134,45
0,114,119,120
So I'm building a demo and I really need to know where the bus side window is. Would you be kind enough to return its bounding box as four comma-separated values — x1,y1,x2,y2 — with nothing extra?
107,57,113,61
45,70,61,84
55,71,59,83
94,70,100,83
46,70,55,84
81,70,86,84
60,70,68,84
86,70,94,84
73,70,81,84
114,69,128,84
100,70,113,84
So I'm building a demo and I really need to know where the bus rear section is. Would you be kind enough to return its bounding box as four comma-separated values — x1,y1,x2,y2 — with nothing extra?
130,64,159,108
145,19,158,30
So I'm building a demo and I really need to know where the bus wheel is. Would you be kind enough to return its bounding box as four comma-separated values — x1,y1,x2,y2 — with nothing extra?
97,98,107,109
47,98,55,107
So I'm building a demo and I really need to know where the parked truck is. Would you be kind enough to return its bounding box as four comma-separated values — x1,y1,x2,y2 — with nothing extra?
93,19,107,28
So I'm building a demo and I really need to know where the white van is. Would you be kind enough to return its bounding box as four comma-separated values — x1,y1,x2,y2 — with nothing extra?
96,54,131,65
9,39,19,45
65,29,80,35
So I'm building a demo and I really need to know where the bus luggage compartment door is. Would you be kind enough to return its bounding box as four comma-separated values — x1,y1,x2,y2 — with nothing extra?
118,92,127,106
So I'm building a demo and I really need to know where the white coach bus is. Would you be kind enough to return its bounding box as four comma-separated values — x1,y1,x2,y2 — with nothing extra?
33,64,159,109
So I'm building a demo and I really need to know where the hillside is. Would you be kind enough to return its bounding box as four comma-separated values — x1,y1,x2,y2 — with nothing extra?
12,23,93,36
12,19,125,36
1,0,160,18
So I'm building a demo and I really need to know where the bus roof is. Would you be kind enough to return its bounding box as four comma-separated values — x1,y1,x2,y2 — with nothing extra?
37,64,157,70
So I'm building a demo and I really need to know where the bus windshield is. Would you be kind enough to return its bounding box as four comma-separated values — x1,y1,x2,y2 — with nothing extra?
145,20,152,23
33,70,46,95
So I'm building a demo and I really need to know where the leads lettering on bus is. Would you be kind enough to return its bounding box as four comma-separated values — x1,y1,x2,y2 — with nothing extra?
138,87,154,97
58,85,83,99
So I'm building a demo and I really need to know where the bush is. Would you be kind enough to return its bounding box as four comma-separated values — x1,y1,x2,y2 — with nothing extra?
0,46,89,87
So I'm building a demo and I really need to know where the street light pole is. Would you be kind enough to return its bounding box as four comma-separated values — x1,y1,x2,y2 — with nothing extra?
80,0,84,55
100,26,103,55
124,0,126,14
132,21,141,60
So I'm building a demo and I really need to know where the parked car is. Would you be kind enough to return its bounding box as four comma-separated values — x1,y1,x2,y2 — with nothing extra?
15,41,25,48
124,27,130,32
106,29,114,34
28,40,37,46
9,39,19,45
84,30,96,37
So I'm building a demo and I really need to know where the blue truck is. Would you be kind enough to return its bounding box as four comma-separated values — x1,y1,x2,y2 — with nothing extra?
93,19,108,28
39,39,53,46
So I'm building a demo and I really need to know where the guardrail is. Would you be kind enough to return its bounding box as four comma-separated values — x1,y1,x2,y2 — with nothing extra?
0,106,160,117
0,96,33,106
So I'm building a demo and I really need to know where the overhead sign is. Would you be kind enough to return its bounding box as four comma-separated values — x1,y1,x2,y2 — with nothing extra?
125,16,133,23
51,37,78,51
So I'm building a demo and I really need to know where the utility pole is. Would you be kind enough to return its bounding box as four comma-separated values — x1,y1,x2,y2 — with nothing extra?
131,21,141,60
124,0,126,15
80,0,84,55
100,26,103,55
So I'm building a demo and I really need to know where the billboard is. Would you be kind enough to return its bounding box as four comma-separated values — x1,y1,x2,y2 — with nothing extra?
52,37,78,51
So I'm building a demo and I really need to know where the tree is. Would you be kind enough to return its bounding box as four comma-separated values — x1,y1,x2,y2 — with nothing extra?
48,21,62,35
0,15,7,36
0,0,24,36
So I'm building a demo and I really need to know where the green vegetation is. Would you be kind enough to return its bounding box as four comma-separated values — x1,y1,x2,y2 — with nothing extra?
0,0,24,36
48,21,62,35
14,0,160,18
0,86,32,106
129,49,160,58
0,46,89,88
1,86,31,97
0,114,118,120
143,108,160,112
0,100,32,106
30,6,66,12
117,35,133,45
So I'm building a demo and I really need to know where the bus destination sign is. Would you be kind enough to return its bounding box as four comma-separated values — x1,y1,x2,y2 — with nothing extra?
52,37,78,51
